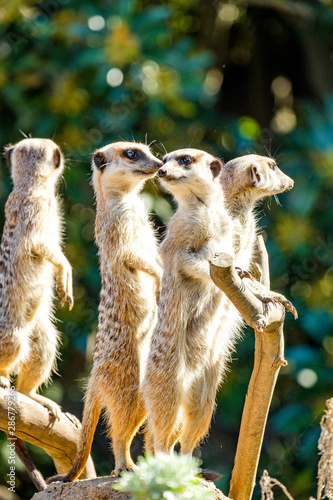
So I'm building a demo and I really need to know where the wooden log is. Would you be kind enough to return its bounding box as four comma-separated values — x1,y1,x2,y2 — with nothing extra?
0,387,96,479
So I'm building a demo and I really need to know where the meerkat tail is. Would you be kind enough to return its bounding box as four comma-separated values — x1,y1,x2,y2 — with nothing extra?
46,383,103,484
199,469,223,482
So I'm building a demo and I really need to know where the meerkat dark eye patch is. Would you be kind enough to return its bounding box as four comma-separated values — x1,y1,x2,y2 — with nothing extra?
5,146,14,169
250,164,262,187
124,149,139,160
93,152,108,172
53,147,61,168
210,159,222,178
178,155,193,166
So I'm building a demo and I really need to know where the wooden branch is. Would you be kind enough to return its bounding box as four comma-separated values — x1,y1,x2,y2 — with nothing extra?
210,252,284,333
209,244,287,500
0,388,96,480
14,437,47,491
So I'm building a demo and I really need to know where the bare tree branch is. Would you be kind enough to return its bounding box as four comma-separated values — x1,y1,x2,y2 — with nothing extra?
0,388,96,480
209,238,288,500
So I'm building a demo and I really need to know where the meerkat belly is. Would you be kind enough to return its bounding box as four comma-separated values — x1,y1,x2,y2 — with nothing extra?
215,299,243,357
1,244,54,327
94,264,156,362
167,274,223,375
233,218,255,270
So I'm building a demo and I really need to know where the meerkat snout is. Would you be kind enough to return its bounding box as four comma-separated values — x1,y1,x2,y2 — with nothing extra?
158,168,167,177
285,177,294,191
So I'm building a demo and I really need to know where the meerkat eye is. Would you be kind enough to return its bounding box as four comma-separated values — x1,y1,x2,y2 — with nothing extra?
124,149,139,160
269,161,277,171
178,155,192,166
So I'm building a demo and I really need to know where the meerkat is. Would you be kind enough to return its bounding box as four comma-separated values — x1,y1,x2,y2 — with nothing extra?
143,148,236,457
47,141,162,484
0,138,73,418
220,154,297,315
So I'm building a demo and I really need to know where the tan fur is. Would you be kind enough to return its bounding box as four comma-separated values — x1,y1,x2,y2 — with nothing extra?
221,154,294,270
143,148,235,456
47,141,162,484
220,153,295,308
0,138,73,418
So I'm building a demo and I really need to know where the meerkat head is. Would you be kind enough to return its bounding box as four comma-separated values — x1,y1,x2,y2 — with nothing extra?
92,141,162,195
158,148,223,201
4,138,64,186
221,154,294,204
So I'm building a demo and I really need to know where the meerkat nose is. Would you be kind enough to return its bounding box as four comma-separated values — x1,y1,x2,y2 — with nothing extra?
158,168,167,177
287,178,294,190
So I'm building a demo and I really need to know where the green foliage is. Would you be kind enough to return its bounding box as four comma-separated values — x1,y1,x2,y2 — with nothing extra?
1,1,333,499
113,453,213,500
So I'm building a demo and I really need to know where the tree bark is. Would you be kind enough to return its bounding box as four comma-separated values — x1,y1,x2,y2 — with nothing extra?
0,387,96,479
209,237,287,500
31,476,230,500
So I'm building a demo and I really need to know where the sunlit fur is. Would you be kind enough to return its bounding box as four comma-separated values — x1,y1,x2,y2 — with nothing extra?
221,153,295,305
0,138,73,418
48,142,162,483
143,148,236,456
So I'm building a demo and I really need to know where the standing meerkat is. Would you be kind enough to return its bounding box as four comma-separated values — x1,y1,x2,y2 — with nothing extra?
143,148,235,457
48,141,162,483
143,150,297,461
0,138,73,418
220,154,297,313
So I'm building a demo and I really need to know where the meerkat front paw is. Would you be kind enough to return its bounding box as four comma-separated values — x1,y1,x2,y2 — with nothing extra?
244,280,298,319
56,262,74,310
0,376,11,389
235,266,254,281
27,393,62,420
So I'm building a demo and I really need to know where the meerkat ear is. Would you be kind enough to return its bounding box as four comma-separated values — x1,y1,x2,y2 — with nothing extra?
5,146,14,169
210,159,223,178
93,152,108,172
53,147,62,168
249,163,262,187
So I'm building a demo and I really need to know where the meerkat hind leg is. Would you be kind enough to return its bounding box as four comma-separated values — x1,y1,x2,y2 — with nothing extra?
107,394,146,476
0,326,31,389
179,374,219,456
179,400,215,456
16,317,61,419
149,386,183,455
144,419,182,455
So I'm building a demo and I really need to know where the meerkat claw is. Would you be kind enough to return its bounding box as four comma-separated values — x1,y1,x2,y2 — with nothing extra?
235,267,254,281
68,295,74,311
283,300,298,320
262,296,278,307
254,318,266,332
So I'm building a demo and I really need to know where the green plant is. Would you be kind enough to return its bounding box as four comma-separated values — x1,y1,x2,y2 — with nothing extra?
113,453,213,500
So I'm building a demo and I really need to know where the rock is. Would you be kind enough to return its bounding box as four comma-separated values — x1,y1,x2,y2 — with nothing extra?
31,476,231,500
